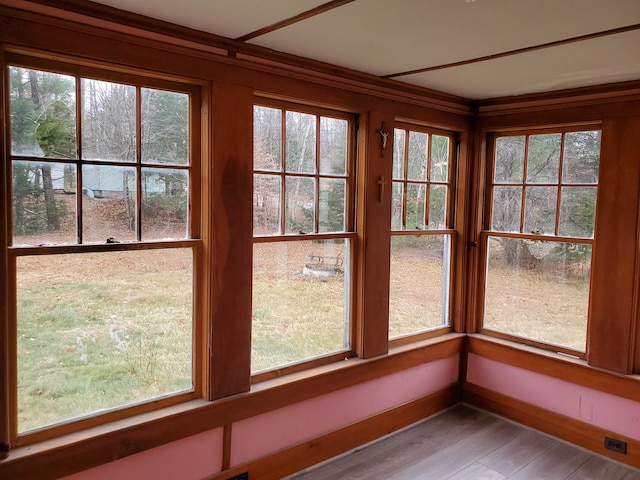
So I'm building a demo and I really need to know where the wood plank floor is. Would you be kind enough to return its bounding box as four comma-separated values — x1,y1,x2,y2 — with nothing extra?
286,405,640,480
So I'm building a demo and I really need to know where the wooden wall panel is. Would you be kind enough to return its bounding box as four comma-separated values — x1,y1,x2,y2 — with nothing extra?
355,104,395,358
208,83,254,398
477,98,640,130
589,117,640,373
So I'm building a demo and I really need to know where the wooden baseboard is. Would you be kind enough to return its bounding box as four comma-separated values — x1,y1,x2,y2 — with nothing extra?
206,384,461,480
463,382,640,469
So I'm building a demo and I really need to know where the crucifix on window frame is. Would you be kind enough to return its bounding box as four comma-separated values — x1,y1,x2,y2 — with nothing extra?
376,122,390,156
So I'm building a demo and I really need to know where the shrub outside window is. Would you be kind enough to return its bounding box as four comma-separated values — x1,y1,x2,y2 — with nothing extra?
252,101,355,375
6,61,200,440
388,124,456,339
482,129,601,353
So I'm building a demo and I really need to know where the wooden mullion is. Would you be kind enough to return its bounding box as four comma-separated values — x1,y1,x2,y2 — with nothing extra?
424,134,432,228
314,115,320,233
75,76,83,244
518,135,529,233
279,109,286,234
555,133,566,235
135,86,142,241
402,130,409,230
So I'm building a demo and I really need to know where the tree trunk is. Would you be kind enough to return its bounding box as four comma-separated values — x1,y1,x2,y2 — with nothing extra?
123,171,135,231
41,165,59,230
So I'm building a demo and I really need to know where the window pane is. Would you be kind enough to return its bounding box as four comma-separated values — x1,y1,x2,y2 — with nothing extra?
286,111,316,174
559,187,597,238
16,249,193,432
252,240,349,373
254,174,281,235
254,106,282,171
526,134,560,183
82,165,136,243
495,136,525,183
10,67,77,158
428,185,447,229
562,131,601,184
393,129,406,180
491,186,522,232
406,183,426,230
389,234,450,338
524,186,557,235
407,131,427,181
319,178,345,233
142,168,188,240
285,176,315,234
141,88,189,165
82,79,136,162
319,117,347,175
12,161,76,245
430,135,449,182
391,182,404,230
484,236,590,351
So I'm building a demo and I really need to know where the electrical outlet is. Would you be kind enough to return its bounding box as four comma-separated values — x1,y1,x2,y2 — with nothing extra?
605,436,627,454
227,472,249,480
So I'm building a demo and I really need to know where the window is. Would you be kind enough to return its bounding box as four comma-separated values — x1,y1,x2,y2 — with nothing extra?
481,128,601,354
389,124,455,339
252,100,355,375
6,59,201,441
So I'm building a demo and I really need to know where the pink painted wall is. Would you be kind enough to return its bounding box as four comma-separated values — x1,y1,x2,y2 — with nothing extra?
60,428,224,480
60,355,459,479
466,353,640,440
230,355,459,466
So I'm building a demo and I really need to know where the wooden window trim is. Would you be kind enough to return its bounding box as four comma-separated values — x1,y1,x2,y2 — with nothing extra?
251,98,358,378
2,53,207,447
478,125,602,359
388,122,458,343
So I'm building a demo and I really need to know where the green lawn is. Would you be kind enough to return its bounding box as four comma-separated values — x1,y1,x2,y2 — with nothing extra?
17,250,193,432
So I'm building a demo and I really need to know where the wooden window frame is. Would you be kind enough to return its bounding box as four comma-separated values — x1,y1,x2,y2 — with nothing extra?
478,125,602,359
2,53,206,447
251,97,358,382
388,122,458,344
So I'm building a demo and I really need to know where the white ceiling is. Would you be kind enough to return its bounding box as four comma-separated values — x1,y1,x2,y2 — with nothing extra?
90,0,640,100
